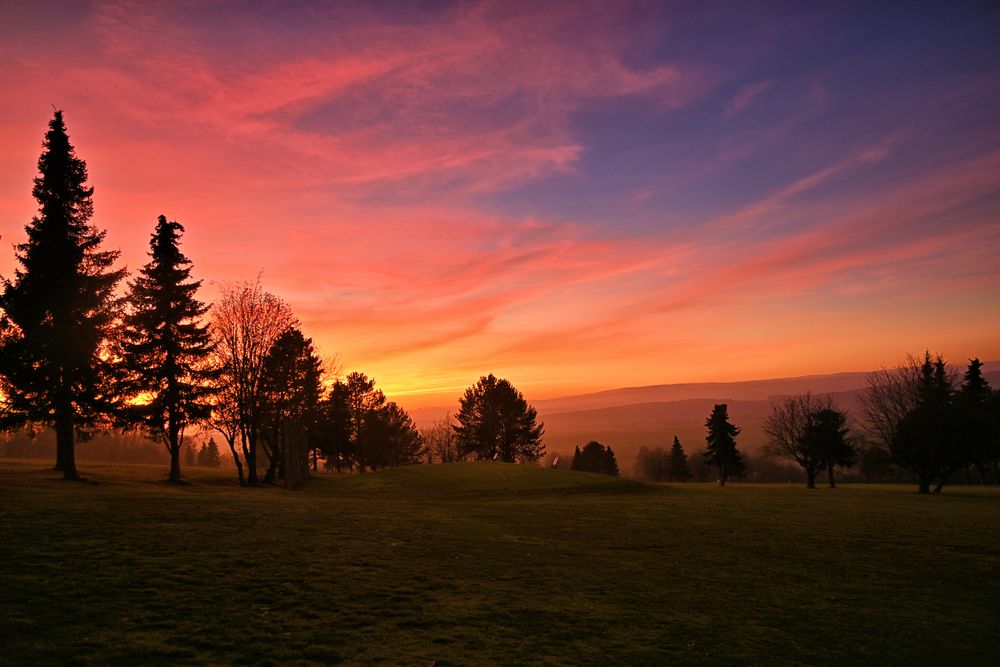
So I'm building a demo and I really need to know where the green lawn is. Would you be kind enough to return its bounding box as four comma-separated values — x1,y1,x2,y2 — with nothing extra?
1,460,998,665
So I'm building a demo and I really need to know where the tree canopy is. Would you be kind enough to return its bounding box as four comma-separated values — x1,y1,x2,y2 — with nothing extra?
454,374,544,463
571,440,619,476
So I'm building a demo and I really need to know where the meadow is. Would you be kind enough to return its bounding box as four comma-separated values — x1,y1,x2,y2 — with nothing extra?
1,460,998,665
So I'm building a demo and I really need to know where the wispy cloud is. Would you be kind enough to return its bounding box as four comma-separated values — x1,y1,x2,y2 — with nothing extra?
722,80,773,119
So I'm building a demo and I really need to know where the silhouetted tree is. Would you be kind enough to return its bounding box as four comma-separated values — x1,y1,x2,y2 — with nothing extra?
0,110,125,480
764,394,851,489
703,404,743,486
669,436,691,482
367,401,423,468
259,327,322,483
808,407,853,488
571,440,619,475
633,445,670,482
209,278,296,485
959,358,997,482
119,215,217,482
342,372,386,472
454,374,544,462
898,353,963,493
320,380,353,471
197,437,222,467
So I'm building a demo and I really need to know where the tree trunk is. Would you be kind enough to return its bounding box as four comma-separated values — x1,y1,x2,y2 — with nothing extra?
243,431,257,485
226,438,246,487
54,401,80,481
167,426,182,483
168,445,181,483
827,463,836,488
806,469,816,489
918,475,932,494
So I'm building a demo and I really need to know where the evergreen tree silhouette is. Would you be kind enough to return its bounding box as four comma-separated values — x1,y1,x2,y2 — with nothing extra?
259,327,322,483
120,215,217,482
571,440,619,476
959,358,996,482
454,374,544,462
703,404,744,486
0,110,124,480
669,436,691,481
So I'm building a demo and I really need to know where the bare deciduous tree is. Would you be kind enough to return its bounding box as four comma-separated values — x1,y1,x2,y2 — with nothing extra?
421,415,462,464
209,277,296,485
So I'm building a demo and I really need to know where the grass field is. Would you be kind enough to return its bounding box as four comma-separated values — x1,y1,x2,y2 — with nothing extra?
2,460,999,665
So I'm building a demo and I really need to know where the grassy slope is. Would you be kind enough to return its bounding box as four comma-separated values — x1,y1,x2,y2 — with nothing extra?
1,460,998,666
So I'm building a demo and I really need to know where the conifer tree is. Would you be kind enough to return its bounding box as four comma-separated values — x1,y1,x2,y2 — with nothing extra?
570,440,619,475
959,358,996,481
120,215,217,482
197,437,223,467
454,374,544,462
259,327,322,483
703,404,744,486
669,435,692,481
0,110,124,480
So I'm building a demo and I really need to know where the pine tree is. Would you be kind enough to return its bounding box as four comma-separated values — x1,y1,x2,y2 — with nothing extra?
0,110,124,480
892,352,961,493
669,436,691,481
259,327,322,483
959,358,995,482
197,437,223,467
120,215,217,482
703,404,744,486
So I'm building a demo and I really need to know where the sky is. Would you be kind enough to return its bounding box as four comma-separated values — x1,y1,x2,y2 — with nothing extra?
1,1,999,407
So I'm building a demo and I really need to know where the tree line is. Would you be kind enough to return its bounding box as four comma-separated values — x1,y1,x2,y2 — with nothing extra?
1,112,996,494
0,111,545,485
626,354,1000,494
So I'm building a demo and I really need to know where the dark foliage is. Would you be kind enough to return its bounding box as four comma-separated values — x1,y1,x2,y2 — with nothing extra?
196,438,223,467
454,374,544,463
669,435,692,482
0,111,125,480
703,403,744,485
259,327,322,483
571,440,619,476
120,215,217,482
764,394,854,489
322,372,421,472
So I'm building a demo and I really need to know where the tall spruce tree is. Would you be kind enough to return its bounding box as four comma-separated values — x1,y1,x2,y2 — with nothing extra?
120,215,216,482
703,403,744,486
0,110,124,480
959,358,996,481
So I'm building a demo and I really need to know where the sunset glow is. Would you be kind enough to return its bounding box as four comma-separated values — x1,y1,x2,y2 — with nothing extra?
2,2,998,406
